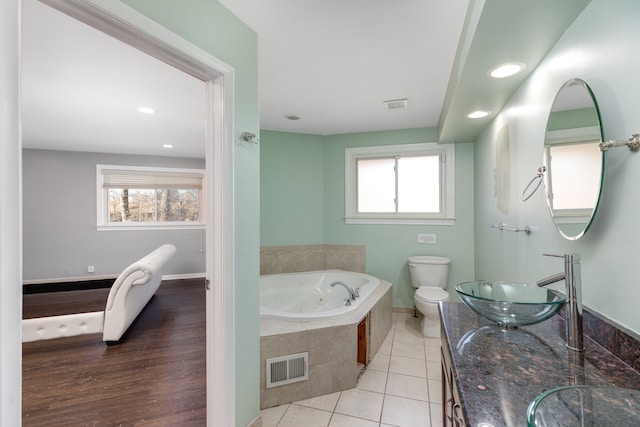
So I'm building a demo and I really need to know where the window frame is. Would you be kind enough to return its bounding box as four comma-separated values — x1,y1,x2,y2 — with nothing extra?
345,142,455,225
96,164,206,231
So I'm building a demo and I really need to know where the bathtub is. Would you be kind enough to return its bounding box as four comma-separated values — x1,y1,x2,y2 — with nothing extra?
260,270,381,321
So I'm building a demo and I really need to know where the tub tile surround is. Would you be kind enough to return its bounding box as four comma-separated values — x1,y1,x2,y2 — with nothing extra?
260,281,392,408
260,245,366,275
260,324,357,409
261,312,444,427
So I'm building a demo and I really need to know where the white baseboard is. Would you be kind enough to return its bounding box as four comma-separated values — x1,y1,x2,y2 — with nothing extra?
162,272,206,281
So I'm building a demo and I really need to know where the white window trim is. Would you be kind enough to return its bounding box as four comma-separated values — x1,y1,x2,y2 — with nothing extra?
345,142,455,225
545,126,600,145
96,164,206,231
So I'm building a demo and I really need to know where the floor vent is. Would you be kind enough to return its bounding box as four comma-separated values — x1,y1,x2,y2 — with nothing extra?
266,352,308,388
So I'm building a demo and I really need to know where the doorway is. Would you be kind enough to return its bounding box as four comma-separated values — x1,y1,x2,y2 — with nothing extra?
17,0,235,425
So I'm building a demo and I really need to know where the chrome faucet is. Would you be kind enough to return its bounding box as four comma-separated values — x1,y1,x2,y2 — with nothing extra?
536,253,584,352
330,281,359,305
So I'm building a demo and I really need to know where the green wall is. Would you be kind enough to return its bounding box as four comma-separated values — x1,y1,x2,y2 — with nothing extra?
324,130,476,308
260,128,476,308
473,0,640,334
260,131,325,245
121,1,260,425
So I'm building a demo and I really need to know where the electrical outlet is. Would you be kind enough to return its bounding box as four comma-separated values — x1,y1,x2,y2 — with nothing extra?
87,265,95,273
417,233,436,244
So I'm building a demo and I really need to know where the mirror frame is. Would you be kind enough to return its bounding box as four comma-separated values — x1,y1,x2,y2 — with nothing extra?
543,78,604,240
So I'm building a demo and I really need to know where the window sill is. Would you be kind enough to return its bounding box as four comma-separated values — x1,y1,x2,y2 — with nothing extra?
344,217,455,226
97,224,205,231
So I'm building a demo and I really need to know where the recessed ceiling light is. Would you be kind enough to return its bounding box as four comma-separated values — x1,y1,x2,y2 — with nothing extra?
489,62,525,79
468,110,490,119
284,114,300,121
162,144,173,149
137,107,156,114
383,98,408,110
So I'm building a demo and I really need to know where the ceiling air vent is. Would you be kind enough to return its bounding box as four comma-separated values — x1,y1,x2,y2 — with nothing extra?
266,352,308,388
383,98,408,110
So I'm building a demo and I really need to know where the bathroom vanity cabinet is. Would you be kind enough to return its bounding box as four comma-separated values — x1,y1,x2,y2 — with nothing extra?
441,344,465,426
439,302,640,426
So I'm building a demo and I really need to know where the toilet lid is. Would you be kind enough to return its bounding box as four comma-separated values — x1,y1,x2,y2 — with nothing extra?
415,287,449,302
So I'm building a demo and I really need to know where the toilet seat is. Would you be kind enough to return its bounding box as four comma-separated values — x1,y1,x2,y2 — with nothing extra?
415,287,449,303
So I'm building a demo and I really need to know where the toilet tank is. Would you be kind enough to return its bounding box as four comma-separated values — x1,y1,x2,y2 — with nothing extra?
408,256,451,289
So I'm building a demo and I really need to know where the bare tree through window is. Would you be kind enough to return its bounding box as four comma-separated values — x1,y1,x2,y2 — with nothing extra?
108,188,199,223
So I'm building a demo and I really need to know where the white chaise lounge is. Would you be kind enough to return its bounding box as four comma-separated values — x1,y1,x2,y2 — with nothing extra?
22,244,177,344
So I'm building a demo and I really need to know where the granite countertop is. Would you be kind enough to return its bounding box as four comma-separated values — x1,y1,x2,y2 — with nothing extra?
440,301,640,426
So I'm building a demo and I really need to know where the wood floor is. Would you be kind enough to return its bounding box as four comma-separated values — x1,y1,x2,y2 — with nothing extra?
22,278,206,426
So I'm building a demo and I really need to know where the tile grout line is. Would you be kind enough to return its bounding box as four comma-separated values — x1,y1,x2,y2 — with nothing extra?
377,316,398,426
274,404,290,427
379,344,392,425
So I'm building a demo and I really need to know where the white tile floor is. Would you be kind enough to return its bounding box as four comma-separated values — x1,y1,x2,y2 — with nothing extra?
261,312,443,427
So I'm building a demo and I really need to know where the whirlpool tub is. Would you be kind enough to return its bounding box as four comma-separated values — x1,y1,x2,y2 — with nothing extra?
260,270,381,321
259,269,392,407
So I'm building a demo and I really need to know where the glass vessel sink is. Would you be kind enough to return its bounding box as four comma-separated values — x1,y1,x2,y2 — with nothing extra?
455,281,566,328
527,385,640,426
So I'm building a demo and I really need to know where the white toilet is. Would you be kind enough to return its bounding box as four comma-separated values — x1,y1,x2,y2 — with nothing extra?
408,256,451,337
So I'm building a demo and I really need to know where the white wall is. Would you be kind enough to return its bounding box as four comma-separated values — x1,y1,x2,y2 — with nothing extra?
0,0,22,424
474,0,640,334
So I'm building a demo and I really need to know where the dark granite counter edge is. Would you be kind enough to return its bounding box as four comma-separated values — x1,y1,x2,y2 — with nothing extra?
581,307,640,373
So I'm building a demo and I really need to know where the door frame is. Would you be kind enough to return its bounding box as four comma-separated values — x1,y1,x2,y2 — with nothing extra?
11,0,236,425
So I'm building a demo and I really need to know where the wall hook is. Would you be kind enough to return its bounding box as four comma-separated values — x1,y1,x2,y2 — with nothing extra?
241,132,259,144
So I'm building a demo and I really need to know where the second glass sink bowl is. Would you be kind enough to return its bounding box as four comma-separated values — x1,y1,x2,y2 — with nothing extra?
527,385,640,426
455,281,566,328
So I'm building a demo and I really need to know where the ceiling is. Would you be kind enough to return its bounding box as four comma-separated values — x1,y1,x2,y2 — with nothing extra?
22,0,207,159
217,0,469,136
22,0,592,158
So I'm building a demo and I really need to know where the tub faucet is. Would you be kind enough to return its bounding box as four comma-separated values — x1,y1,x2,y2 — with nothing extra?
330,281,358,303
536,253,584,352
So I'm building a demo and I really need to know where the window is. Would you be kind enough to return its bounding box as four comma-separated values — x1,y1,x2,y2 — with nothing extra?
97,165,205,230
345,143,455,225
543,126,602,224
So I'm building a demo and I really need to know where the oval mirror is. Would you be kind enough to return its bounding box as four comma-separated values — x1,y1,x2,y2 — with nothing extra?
543,78,604,240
